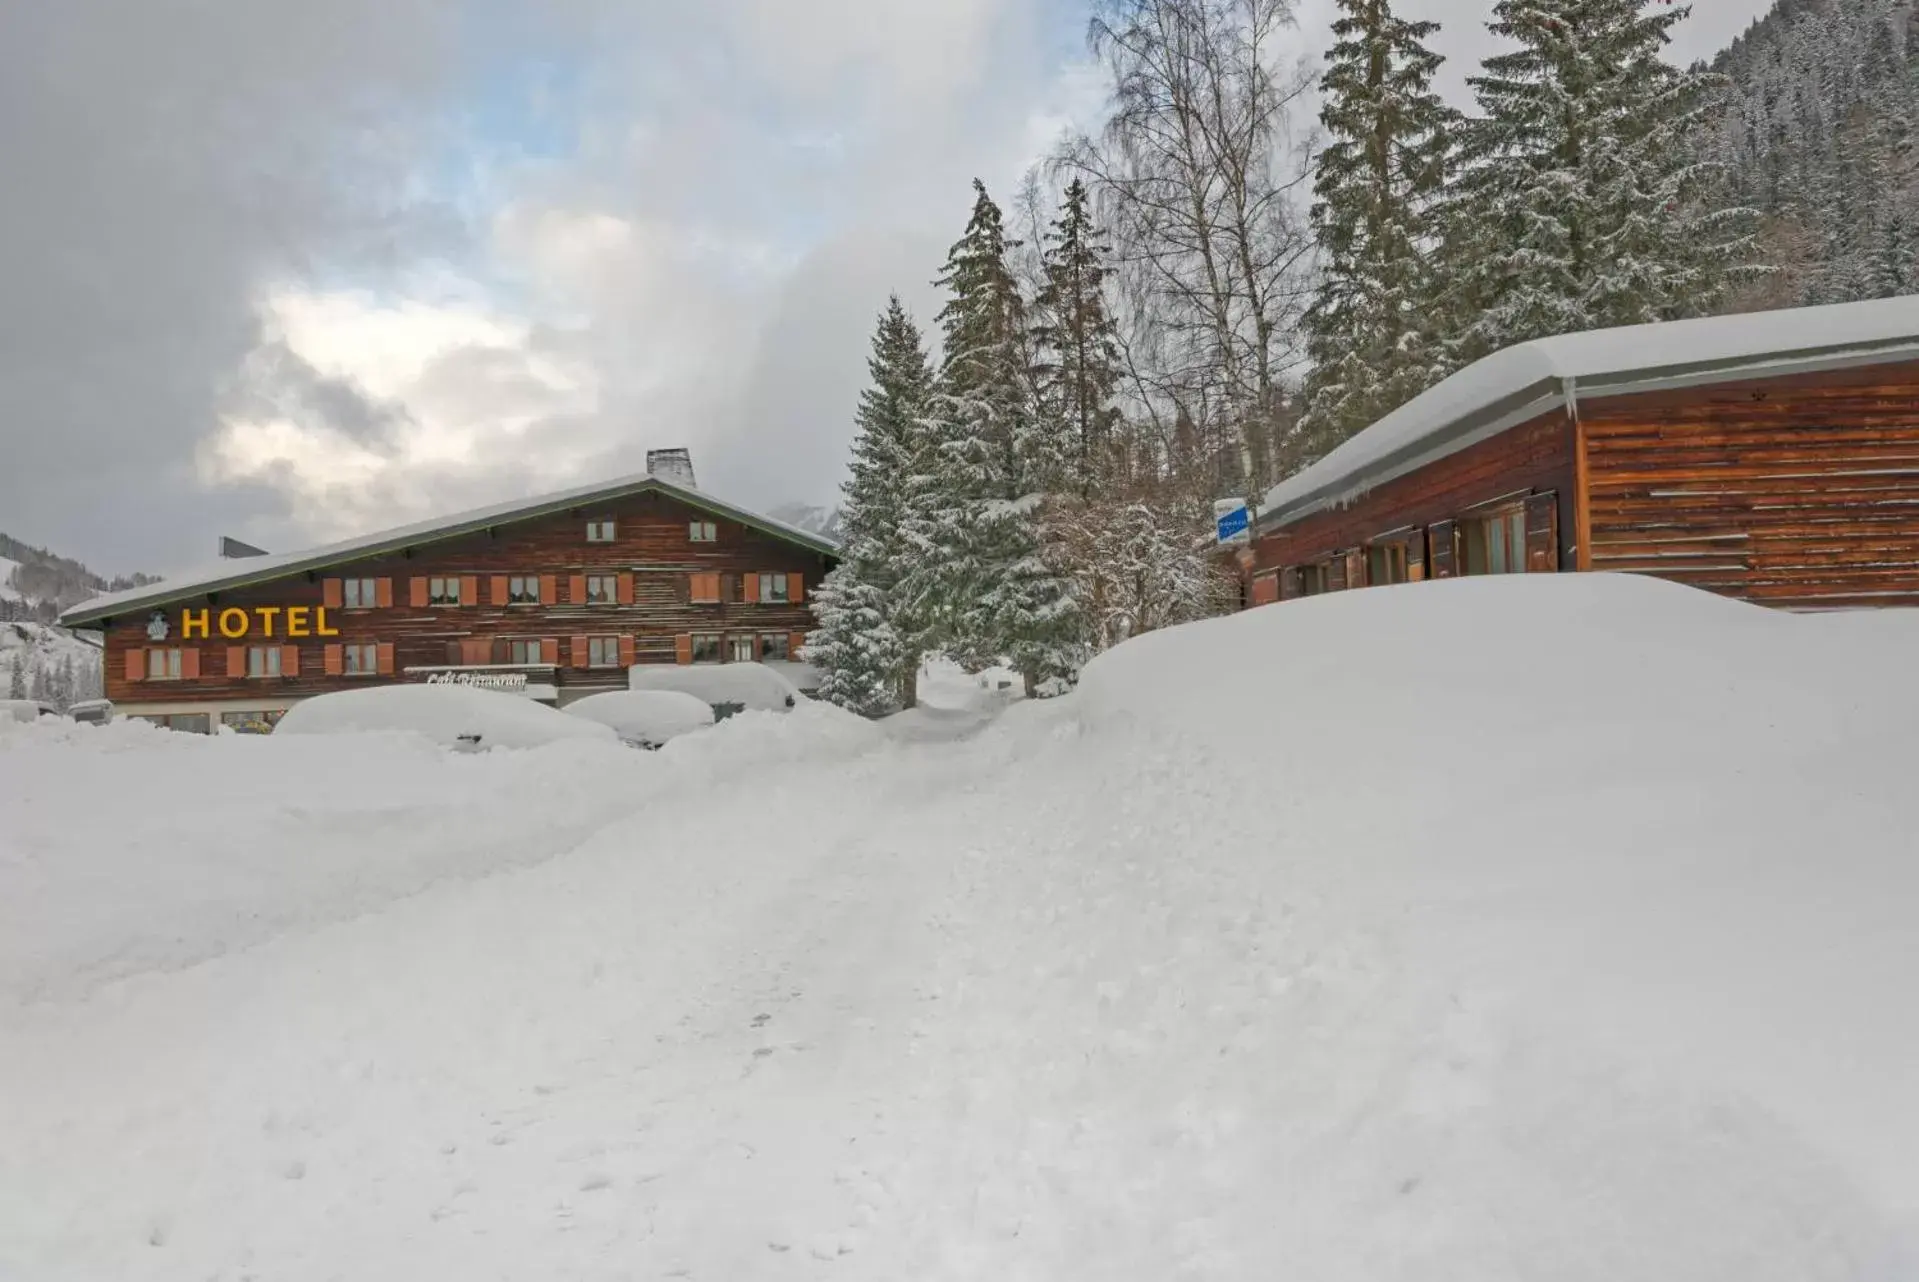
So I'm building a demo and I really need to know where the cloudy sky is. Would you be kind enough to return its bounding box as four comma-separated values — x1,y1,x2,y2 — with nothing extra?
4,0,1771,575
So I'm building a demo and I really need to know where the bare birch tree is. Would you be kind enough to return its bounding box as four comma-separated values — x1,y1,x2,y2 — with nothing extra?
1058,0,1319,496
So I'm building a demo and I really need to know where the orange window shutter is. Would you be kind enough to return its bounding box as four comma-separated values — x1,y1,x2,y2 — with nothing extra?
618,634,636,667
324,644,343,676
125,649,146,682
787,572,804,603
410,577,428,608
376,577,394,608
282,645,300,677
227,646,247,678
491,575,509,606
377,642,396,675
675,634,693,665
322,578,343,609
540,574,557,606
460,575,478,607
743,571,760,603
570,635,589,668
617,572,634,605
181,648,201,680
569,574,587,604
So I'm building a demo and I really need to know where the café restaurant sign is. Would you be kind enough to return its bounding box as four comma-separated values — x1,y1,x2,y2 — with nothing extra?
159,606,344,640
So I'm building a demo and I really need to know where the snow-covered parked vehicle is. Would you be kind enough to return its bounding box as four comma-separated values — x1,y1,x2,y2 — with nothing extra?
275,684,617,751
563,690,715,749
627,662,801,721
67,698,113,725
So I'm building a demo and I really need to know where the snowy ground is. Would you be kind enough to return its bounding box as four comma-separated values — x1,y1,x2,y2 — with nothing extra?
2,580,1916,1280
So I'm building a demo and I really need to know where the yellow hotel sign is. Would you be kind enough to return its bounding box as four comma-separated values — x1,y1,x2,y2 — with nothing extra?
178,607,342,640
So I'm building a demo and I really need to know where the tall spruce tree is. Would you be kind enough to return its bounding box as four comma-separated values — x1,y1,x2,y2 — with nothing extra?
911,179,1081,692
1296,0,1456,462
1031,179,1123,495
6,662,24,701
1447,0,1755,362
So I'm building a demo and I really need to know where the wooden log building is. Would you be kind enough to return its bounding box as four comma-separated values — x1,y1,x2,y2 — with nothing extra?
1239,296,1919,611
58,450,838,733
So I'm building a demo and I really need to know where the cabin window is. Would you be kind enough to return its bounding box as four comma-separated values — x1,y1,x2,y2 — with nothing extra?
245,645,283,678
341,578,378,608
585,574,619,605
143,713,210,734
758,572,790,604
721,574,744,604
690,633,722,664
1366,541,1409,586
586,519,617,543
341,643,379,675
428,576,461,606
219,710,283,734
760,633,790,661
728,635,758,663
146,648,183,680
507,575,541,605
507,639,545,665
1462,509,1528,576
1296,564,1327,597
690,520,716,543
587,636,622,668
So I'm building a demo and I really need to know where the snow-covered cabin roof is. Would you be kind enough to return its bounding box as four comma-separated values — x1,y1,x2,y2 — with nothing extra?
60,471,840,628
1256,295,1919,532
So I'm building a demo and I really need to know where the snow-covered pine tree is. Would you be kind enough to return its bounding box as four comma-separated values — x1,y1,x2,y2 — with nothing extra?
829,294,937,708
1295,0,1456,463
1031,179,1123,496
1447,0,1756,362
804,565,902,718
6,661,24,701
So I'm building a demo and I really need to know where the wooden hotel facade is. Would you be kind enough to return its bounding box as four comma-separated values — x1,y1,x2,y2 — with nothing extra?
1240,297,1919,612
60,451,837,733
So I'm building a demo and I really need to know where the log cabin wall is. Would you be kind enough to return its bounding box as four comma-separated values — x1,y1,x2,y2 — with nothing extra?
1248,410,1577,594
1580,359,1919,609
99,489,832,708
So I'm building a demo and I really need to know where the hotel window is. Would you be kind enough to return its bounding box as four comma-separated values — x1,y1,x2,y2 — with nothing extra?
1297,564,1327,597
585,574,619,605
508,639,545,665
1462,509,1528,576
428,576,461,606
689,520,716,543
728,635,757,663
1366,541,1409,586
757,572,790,604
146,648,183,680
587,636,622,668
342,643,379,675
341,578,378,608
507,575,541,605
759,633,790,662
246,645,283,678
219,710,281,734
690,633,722,664
586,518,617,543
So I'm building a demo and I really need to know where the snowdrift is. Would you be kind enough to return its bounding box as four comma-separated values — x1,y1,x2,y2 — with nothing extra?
275,683,617,750
3,573,1916,1280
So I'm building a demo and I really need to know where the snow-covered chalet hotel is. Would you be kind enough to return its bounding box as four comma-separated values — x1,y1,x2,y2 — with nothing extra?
1237,295,1919,612
58,450,839,733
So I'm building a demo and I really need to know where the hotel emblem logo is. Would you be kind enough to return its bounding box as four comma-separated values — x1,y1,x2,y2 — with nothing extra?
145,610,170,641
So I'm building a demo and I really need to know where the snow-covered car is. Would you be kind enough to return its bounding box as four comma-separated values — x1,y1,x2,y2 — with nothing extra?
563,689,715,749
275,684,618,751
0,698,60,724
67,698,113,725
627,662,801,721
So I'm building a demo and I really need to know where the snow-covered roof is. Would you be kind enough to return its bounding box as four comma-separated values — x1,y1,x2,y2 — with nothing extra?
61,471,840,628
1257,295,1919,531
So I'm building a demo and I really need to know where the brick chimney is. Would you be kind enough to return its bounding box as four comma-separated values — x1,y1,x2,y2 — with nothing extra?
646,448,697,489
